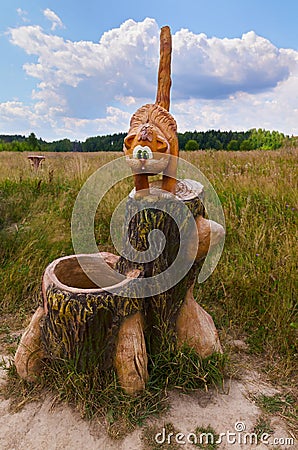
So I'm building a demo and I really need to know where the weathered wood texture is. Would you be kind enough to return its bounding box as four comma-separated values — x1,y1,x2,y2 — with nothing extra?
176,285,222,357
115,311,148,395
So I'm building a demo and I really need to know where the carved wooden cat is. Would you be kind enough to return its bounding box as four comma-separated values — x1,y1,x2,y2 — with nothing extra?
124,103,178,194
123,26,178,195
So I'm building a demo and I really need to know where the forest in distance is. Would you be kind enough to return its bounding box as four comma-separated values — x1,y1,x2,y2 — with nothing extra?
0,127,296,153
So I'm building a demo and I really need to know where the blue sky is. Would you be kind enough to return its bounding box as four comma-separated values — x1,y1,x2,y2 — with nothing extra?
1,0,298,141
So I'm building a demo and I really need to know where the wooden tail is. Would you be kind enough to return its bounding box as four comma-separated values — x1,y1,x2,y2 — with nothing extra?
155,26,172,112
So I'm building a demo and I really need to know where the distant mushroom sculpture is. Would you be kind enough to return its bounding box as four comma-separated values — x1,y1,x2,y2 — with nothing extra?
27,155,45,170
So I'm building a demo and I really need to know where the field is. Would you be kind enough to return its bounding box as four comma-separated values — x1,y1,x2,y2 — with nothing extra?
0,149,297,431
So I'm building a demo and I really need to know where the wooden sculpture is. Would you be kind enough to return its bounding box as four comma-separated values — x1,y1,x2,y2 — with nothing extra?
15,26,224,395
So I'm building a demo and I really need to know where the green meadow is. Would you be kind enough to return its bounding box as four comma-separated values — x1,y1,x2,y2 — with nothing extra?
0,148,297,428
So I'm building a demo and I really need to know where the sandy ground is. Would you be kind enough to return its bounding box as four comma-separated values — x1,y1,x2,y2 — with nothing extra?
0,352,295,450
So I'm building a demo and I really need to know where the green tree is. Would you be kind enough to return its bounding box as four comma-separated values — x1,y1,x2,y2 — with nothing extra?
213,139,223,150
227,139,240,151
48,139,72,152
28,132,40,151
240,139,253,151
185,139,199,151
248,128,285,150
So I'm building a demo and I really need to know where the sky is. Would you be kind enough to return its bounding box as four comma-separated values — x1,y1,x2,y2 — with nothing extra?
0,0,298,142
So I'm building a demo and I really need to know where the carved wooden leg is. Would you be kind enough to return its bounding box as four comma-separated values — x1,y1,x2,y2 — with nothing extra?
134,174,149,191
161,174,176,194
176,285,222,358
162,140,178,194
114,312,148,395
14,306,46,381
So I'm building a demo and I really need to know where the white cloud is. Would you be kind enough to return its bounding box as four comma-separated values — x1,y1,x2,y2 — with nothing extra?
3,18,298,140
43,8,64,31
0,101,42,135
172,46,298,134
8,18,159,123
172,30,291,99
16,8,30,23
61,107,131,137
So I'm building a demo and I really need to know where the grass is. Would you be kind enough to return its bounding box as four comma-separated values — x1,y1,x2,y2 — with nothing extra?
256,393,296,414
255,393,298,435
193,425,219,449
253,416,273,439
142,422,181,449
141,423,219,449
0,148,297,430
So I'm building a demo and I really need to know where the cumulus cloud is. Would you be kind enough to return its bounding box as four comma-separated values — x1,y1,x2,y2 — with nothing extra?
43,8,64,31
172,30,291,99
3,18,298,140
9,18,159,120
0,101,42,135
172,46,298,134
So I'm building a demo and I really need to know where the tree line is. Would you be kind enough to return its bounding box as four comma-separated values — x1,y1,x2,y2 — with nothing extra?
0,128,293,153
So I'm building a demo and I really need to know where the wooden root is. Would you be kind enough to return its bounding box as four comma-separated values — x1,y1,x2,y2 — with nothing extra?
176,285,222,358
14,306,46,381
114,312,148,395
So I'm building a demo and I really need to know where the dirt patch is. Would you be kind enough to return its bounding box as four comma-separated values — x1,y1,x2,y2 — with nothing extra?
0,351,296,450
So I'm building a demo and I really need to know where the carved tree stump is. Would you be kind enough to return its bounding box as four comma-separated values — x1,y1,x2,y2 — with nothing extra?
39,252,148,390
14,181,223,393
116,180,222,354
15,252,148,394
